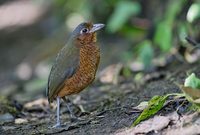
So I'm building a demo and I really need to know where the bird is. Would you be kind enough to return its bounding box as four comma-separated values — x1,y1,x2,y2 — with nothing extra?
46,22,104,128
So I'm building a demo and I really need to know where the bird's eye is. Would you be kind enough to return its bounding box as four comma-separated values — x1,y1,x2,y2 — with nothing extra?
80,28,89,34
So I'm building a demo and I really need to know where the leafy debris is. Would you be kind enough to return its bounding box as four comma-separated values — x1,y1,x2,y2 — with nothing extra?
132,95,168,126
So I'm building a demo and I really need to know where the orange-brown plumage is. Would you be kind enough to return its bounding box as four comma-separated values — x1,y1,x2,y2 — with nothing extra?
47,22,104,128
47,22,104,102
58,43,100,97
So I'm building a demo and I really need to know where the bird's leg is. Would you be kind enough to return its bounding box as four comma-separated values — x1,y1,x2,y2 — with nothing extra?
53,97,61,128
66,101,78,120
63,97,84,121
62,97,77,120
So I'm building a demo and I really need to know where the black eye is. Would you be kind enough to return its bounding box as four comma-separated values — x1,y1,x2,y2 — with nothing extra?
80,28,88,34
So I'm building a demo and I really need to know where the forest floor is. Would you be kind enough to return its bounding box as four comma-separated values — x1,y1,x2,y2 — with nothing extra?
1,61,200,135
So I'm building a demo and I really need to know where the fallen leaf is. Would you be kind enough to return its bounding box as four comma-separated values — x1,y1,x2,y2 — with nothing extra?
132,101,148,111
99,63,123,84
132,95,168,126
165,112,200,135
24,98,49,112
117,115,171,135
166,125,200,135
133,116,170,133
116,112,180,135
180,85,200,100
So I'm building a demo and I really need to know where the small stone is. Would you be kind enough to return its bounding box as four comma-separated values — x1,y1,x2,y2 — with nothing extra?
2,126,17,131
15,118,28,124
0,113,14,123
194,117,200,125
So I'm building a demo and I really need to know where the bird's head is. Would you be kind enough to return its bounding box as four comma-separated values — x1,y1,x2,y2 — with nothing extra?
71,22,104,47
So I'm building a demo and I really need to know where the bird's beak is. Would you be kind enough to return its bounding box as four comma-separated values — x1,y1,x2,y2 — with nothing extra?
89,23,105,33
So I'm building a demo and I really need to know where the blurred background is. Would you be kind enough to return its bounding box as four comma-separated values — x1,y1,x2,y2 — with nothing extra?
0,0,199,103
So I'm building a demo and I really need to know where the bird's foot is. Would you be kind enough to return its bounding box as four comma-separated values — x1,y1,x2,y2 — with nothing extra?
48,123,62,128
70,115,85,122
53,123,61,128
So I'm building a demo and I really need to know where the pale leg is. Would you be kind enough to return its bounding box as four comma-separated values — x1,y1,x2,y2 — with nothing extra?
53,97,61,128
63,97,84,121
66,101,77,119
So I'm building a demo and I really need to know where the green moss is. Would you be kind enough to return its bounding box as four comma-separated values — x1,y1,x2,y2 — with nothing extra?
0,96,18,115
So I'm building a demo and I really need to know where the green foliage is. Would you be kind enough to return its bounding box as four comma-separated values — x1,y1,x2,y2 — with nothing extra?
120,25,146,40
178,23,188,43
184,73,200,89
154,21,172,52
154,0,185,52
52,0,198,70
54,0,91,21
51,0,200,69
138,40,153,69
165,0,185,25
24,79,47,92
180,73,200,111
132,95,168,127
107,1,141,33
122,66,132,77
187,2,200,22
0,96,18,115
134,73,144,83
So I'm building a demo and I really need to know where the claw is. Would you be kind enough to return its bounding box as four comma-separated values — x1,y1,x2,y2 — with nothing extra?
52,122,61,128
48,122,61,129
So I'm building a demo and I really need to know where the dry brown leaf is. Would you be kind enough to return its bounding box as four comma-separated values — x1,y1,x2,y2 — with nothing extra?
116,112,179,135
166,125,200,135
99,63,123,84
132,116,170,134
180,85,200,99
24,98,49,112
117,116,170,135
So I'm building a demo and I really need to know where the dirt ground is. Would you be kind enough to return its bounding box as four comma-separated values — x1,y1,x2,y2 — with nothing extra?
0,61,200,135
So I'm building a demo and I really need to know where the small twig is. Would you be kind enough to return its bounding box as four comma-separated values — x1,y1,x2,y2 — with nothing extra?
185,36,200,52
185,36,198,46
175,99,187,113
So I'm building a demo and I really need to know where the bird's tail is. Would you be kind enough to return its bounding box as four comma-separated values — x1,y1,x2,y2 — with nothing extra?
46,86,51,104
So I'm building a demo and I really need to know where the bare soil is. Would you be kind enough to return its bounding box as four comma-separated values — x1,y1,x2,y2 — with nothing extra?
0,61,200,135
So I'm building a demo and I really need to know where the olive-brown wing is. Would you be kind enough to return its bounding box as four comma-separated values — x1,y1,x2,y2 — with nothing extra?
47,41,79,102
